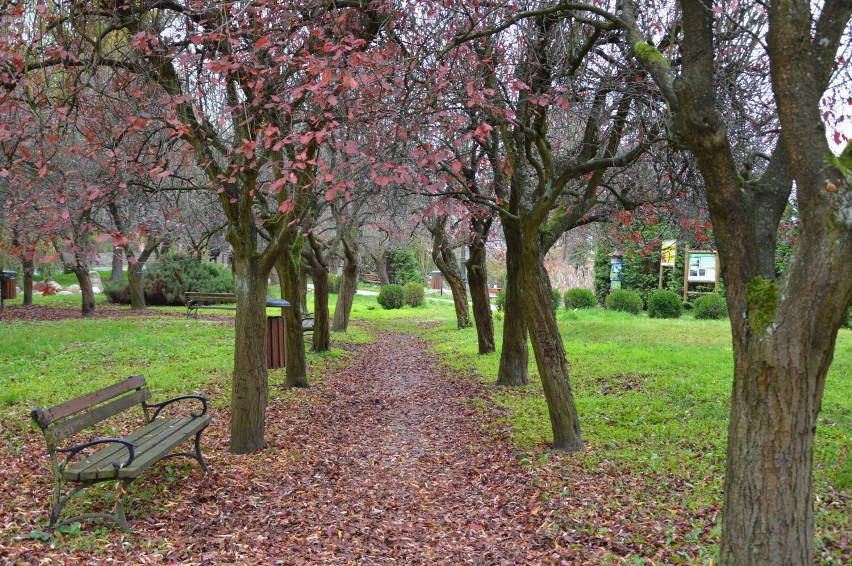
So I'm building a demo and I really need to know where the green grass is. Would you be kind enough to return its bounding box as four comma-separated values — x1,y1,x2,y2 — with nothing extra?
2,291,848,559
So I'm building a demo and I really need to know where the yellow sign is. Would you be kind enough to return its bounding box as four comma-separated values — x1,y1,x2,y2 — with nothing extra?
661,240,677,267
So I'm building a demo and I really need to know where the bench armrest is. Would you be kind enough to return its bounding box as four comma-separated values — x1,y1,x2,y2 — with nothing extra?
143,395,208,419
57,438,135,471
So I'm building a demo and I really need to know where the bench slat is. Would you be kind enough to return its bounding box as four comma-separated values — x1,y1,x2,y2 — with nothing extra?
65,416,211,481
33,375,147,429
64,419,177,479
49,389,151,443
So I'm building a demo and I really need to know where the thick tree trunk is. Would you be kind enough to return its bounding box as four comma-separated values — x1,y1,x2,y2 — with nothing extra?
230,257,271,454
310,265,330,352
110,248,123,282
277,241,308,389
127,262,145,310
519,241,583,451
332,256,358,332
497,216,528,386
466,242,495,354
443,267,471,329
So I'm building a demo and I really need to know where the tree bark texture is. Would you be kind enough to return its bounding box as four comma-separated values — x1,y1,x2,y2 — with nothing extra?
21,256,33,306
310,264,330,352
466,242,495,354
332,233,358,333
230,256,270,454
430,217,471,329
277,239,308,389
110,248,123,282
496,215,528,386
519,239,583,451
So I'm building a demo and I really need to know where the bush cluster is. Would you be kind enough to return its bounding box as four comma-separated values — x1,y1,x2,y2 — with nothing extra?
377,284,405,309
563,288,596,309
104,254,235,306
693,294,728,320
605,289,643,314
551,288,561,311
403,282,425,307
647,289,683,319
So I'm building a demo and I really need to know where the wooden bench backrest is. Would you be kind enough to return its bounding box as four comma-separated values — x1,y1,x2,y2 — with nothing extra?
31,375,151,444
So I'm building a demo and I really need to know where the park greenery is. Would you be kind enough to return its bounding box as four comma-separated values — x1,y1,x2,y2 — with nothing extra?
0,0,850,562
0,291,849,562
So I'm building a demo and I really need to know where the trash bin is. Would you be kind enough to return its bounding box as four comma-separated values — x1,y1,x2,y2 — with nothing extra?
267,316,286,369
0,270,16,300
430,271,443,290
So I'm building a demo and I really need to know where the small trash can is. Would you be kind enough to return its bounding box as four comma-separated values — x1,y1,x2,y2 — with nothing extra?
430,271,443,290
267,316,287,369
0,270,16,300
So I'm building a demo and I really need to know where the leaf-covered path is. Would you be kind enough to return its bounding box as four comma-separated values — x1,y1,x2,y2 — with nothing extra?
4,328,566,564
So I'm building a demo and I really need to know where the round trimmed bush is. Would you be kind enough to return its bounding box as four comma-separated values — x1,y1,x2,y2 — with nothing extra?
693,294,728,320
647,289,683,319
377,284,404,310
551,288,561,311
564,288,596,309
403,281,425,307
605,289,643,314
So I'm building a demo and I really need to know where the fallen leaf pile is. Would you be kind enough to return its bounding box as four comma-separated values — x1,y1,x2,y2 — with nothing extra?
2,321,843,563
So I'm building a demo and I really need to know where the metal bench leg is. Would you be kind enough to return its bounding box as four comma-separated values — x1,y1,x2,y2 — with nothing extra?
113,479,133,533
194,425,211,473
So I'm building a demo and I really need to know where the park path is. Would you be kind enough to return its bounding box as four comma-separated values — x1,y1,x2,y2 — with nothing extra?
256,329,559,564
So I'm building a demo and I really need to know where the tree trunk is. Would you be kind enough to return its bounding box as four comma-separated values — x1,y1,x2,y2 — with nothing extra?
310,264,330,352
127,263,145,310
230,256,271,454
519,240,583,451
71,266,95,318
497,215,528,386
372,251,389,284
277,239,308,389
443,266,471,329
22,256,33,306
110,248,123,282
332,255,358,332
466,240,495,354
429,217,471,329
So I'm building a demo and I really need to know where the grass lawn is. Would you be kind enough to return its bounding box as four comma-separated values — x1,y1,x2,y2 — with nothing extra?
0,290,848,561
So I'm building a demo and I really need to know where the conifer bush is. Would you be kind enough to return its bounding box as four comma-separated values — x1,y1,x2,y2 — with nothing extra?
693,294,728,320
605,289,643,314
377,284,405,310
563,288,596,309
647,289,683,319
403,281,425,307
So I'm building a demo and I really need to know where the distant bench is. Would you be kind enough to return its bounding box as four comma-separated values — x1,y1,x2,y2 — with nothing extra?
360,273,381,285
184,292,313,332
30,375,211,532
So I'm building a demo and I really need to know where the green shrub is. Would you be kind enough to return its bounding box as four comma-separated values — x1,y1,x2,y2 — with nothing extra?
103,280,130,304
647,289,683,319
403,281,425,307
377,284,405,310
328,274,342,294
147,254,235,306
693,294,728,320
551,288,561,311
844,308,851,329
564,288,596,309
388,248,422,285
605,289,643,314
495,289,506,312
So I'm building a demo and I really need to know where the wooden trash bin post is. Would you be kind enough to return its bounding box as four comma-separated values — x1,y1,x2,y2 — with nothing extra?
265,298,290,369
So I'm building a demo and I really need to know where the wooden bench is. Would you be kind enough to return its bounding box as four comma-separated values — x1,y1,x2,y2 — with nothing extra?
30,375,211,532
301,312,315,335
184,292,237,317
360,273,381,285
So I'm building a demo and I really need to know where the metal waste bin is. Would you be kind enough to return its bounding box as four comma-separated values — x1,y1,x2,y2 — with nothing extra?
0,270,16,300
